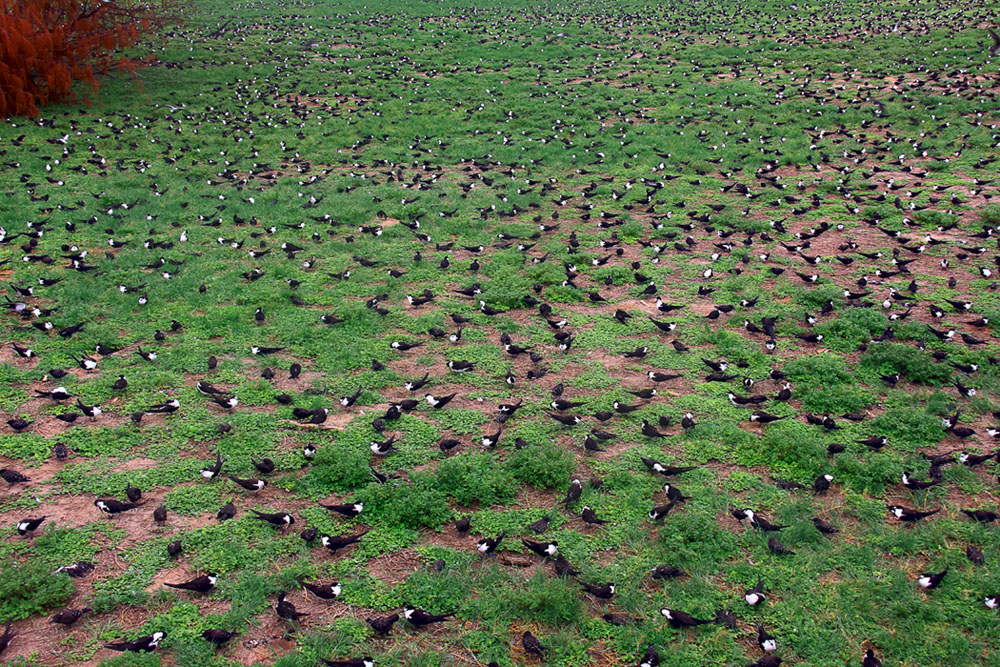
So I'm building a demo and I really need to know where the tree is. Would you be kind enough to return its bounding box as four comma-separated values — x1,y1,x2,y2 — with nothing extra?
0,0,183,117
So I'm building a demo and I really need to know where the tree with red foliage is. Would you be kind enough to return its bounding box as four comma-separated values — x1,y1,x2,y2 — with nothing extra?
0,0,183,116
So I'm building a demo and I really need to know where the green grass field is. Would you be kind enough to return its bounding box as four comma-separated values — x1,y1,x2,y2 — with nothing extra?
2,0,1000,665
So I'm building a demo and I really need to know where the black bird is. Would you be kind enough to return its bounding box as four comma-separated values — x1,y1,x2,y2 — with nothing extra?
649,501,678,521
968,544,985,565
6,419,32,432
962,509,998,523
95,498,142,515
812,474,833,494
16,516,46,536
757,625,777,652
104,632,165,653
888,505,940,522
275,593,309,621
51,607,91,626
857,435,887,450
663,483,690,502
217,501,237,521
581,505,607,525
252,458,275,474
659,608,711,628
960,450,997,466
425,393,456,409
745,509,786,531
154,505,167,523
548,412,582,426
229,475,266,492
323,659,373,667
202,629,235,646
522,538,559,558
768,537,795,555
320,530,369,552
201,452,224,479
477,531,505,556
125,483,141,502
249,509,294,527
528,515,551,533
366,613,398,635
863,649,883,667
299,579,341,599
165,574,217,594
745,575,766,606
1,468,28,483
901,472,940,491
553,555,580,577
650,564,685,579
918,567,948,589
641,421,667,438
402,607,453,627
812,517,839,534
522,631,546,657
319,501,364,518
167,541,183,558
714,609,737,630
639,645,660,667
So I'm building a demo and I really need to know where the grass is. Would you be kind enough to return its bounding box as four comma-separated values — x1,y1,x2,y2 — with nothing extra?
0,0,1000,665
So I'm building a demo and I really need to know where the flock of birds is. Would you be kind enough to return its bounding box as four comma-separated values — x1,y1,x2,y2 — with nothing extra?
2,0,1000,665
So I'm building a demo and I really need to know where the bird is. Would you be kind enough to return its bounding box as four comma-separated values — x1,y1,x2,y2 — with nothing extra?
165,574,217,594
967,545,985,565
95,498,142,516
888,505,940,522
51,607,91,626
745,575,765,605
578,580,615,599
561,479,583,506
1,469,28,484
477,531,505,556
202,629,235,646
201,453,224,479
229,475,266,491
768,537,795,555
522,631,546,657
125,483,141,502
319,501,364,518
104,632,165,652
522,538,558,558
962,509,998,523
902,471,940,491
366,613,398,635
299,579,341,599
275,593,309,621
659,608,712,627
757,624,777,652
640,457,695,476
918,567,948,589
581,505,607,525
212,499,236,522
745,509,786,531
402,607,453,627
252,458,275,474
249,509,294,527
323,659,374,667
16,516,46,536
863,648,883,667
320,530,369,552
